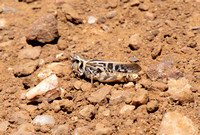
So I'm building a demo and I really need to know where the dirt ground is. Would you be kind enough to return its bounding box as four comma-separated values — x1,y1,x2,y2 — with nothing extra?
0,0,200,134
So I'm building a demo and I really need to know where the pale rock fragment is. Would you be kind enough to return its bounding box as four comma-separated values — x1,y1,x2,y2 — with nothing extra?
33,115,55,125
167,77,194,103
26,74,61,102
157,111,198,135
120,105,135,115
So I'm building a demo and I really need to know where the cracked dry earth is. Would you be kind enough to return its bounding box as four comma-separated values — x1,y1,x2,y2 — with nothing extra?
0,0,200,135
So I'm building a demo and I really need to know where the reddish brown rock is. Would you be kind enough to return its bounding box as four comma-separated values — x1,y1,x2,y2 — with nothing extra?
26,14,59,44
132,88,148,106
88,86,111,105
146,100,158,113
129,34,142,50
18,46,41,60
79,105,96,119
13,61,38,77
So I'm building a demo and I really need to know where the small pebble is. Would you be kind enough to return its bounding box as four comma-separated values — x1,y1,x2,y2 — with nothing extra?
88,16,97,24
109,90,132,105
144,12,155,20
79,105,95,119
123,82,135,88
138,4,149,11
130,0,140,7
33,115,55,125
0,18,6,30
151,45,162,59
120,105,135,115
129,34,142,50
146,100,158,113
107,10,118,19
132,88,148,106
129,57,139,62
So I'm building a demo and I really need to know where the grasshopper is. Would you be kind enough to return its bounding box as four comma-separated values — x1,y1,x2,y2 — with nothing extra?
71,54,141,83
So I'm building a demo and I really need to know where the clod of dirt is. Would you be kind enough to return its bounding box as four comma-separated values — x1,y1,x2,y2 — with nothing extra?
73,126,90,135
57,39,67,50
119,105,135,115
88,86,111,105
147,60,183,81
157,111,198,135
51,100,61,113
79,105,96,119
38,62,71,81
33,115,55,125
10,111,31,125
109,90,132,105
0,18,6,30
18,46,41,60
12,123,34,135
81,82,92,91
167,77,194,104
95,123,112,135
152,81,168,91
60,99,74,113
26,14,59,44
144,12,156,20
151,45,162,59
26,74,61,102
60,4,83,24
73,80,84,90
129,33,142,50
13,61,39,77
52,124,69,135
146,100,158,113
0,121,9,132
132,88,148,106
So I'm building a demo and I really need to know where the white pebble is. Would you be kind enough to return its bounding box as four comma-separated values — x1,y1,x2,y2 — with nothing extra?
88,16,97,24
33,115,55,125
26,74,60,102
